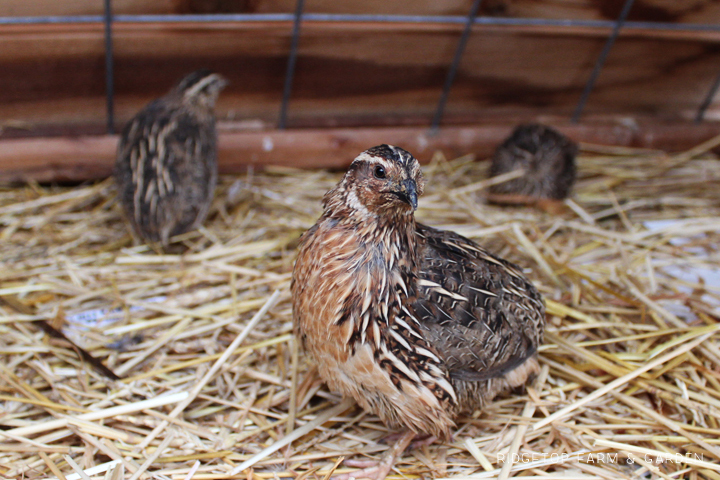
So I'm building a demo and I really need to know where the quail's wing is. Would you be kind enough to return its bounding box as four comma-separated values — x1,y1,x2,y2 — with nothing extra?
116,101,175,197
117,100,170,162
115,101,172,222
164,110,218,190
122,104,214,197
410,223,545,382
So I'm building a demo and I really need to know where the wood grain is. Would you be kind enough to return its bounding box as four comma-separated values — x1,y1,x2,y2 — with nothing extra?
0,20,719,137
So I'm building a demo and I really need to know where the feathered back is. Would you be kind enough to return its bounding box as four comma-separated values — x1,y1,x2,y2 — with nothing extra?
489,123,577,200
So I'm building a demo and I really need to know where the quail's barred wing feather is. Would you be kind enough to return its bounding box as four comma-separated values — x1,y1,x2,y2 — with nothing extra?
410,223,545,383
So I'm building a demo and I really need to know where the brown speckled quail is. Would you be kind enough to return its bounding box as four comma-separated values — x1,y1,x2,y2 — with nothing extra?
115,70,227,247
291,145,545,479
488,123,577,209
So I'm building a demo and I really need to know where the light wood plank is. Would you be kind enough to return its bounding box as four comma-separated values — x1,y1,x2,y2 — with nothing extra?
2,121,720,183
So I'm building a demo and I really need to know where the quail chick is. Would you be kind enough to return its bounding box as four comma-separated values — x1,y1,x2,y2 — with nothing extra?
115,70,228,247
292,145,545,479
488,123,577,211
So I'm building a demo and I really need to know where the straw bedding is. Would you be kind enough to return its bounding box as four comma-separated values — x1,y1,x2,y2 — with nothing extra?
1,138,720,480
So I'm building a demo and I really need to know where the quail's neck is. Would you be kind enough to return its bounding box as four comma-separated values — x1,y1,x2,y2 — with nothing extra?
324,189,419,277
319,189,420,343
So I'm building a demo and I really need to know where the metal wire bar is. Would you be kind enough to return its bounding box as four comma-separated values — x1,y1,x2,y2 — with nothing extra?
471,17,719,31
2,13,720,33
103,0,115,134
571,0,636,123
278,0,305,130
696,69,720,123
0,12,719,32
430,0,483,133
0,15,103,24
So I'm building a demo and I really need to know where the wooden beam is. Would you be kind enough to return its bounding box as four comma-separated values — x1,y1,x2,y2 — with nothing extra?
2,121,720,183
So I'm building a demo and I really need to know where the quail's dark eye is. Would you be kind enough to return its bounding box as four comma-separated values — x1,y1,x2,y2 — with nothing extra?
374,165,386,179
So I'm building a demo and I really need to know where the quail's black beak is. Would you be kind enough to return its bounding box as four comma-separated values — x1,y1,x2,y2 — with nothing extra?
393,179,419,210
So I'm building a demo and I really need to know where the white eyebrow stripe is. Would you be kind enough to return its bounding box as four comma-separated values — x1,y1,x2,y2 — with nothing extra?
352,152,390,166
184,74,220,97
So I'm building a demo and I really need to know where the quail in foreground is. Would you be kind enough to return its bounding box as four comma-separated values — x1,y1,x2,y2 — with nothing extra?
115,70,228,247
292,145,545,479
488,123,577,211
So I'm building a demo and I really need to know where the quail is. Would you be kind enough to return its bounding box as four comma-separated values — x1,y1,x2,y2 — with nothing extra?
115,70,228,247
488,123,577,209
291,145,545,479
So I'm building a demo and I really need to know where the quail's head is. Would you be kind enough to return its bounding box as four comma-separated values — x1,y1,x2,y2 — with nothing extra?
174,70,228,109
335,145,425,217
